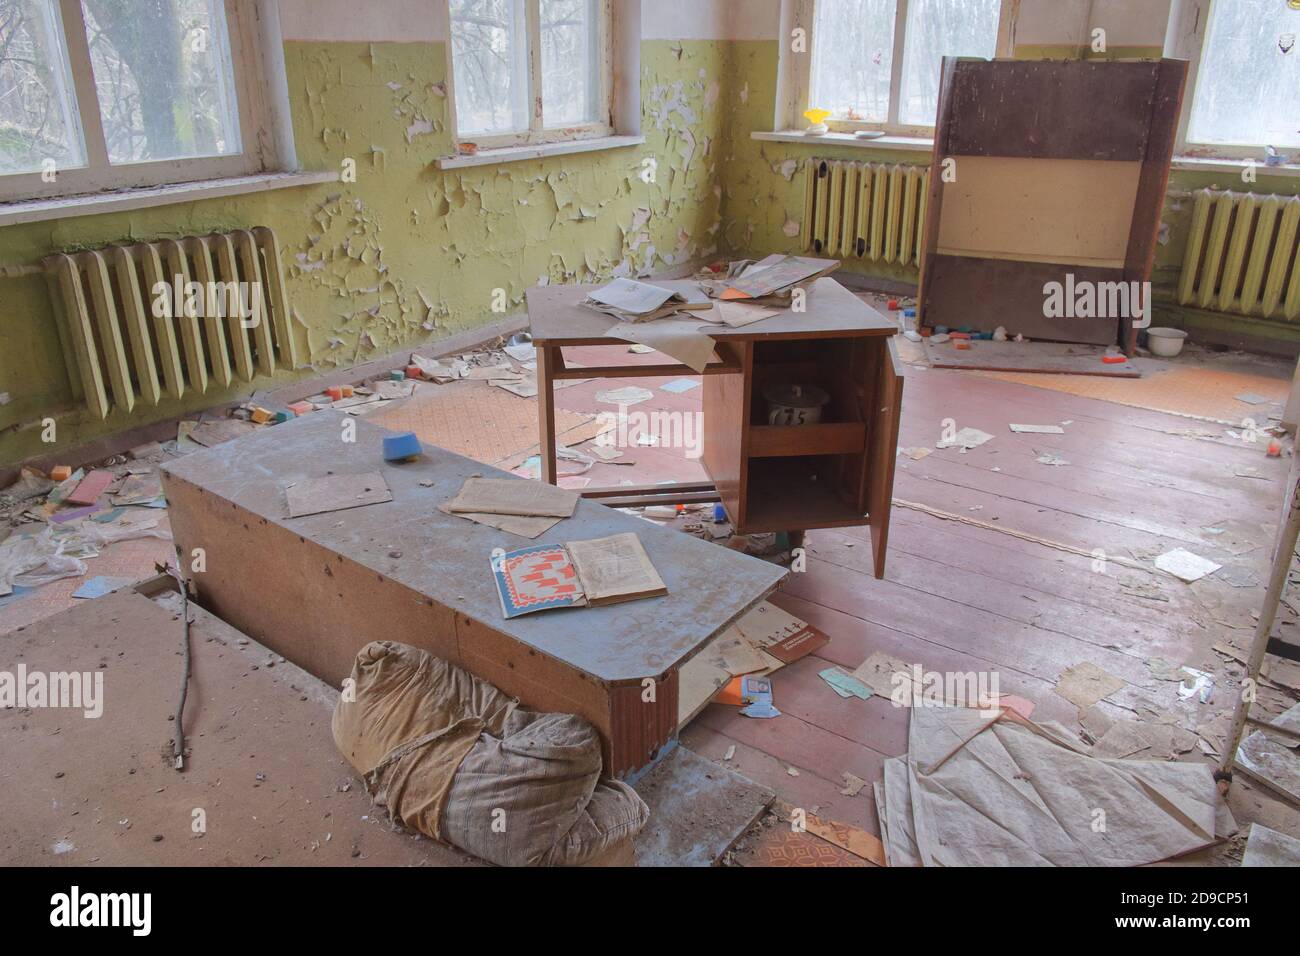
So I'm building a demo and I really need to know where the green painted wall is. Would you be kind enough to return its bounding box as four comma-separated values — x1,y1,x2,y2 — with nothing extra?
0,38,730,464
4,31,1298,465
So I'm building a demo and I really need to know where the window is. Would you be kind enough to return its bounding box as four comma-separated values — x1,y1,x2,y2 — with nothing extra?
0,0,274,202
783,0,1012,135
1170,0,1300,159
447,0,611,148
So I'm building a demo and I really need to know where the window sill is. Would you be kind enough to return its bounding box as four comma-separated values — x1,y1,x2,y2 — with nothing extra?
0,170,340,228
751,130,934,153
1171,155,1300,179
434,134,646,170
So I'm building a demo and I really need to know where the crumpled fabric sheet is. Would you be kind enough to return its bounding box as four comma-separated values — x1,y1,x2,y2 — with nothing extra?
332,641,648,867
882,706,1236,867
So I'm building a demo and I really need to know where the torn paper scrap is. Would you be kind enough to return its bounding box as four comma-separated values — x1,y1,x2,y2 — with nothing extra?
1155,548,1221,583
595,386,654,407
820,668,873,700
603,319,719,374
936,427,993,451
1053,661,1126,709
1009,423,1065,434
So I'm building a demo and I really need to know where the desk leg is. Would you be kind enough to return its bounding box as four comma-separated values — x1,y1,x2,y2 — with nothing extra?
537,344,559,485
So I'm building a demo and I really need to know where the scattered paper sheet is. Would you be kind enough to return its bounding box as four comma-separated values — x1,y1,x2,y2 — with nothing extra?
603,319,720,374
660,378,700,394
852,652,917,701
438,504,562,539
595,386,654,407
709,628,771,677
1009,423,1065,434
445,477,578,518
1243,824,1300,866
285,472,393,518
936,427,993,450
820,668,873,700
1155,548,1221,583
1053,661,1126,708
899,446,932,461
707,301,780,328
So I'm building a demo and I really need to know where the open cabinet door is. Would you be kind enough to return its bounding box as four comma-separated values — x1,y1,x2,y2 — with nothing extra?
867,336,904,579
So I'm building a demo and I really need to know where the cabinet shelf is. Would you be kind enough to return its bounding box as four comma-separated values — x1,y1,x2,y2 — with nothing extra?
748,422,866,458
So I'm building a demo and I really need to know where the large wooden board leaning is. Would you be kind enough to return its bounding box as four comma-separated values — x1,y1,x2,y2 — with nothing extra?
918,58,1187,352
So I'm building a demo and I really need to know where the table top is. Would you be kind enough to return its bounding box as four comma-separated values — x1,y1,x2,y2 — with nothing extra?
526,276,898,345
160,411,786,684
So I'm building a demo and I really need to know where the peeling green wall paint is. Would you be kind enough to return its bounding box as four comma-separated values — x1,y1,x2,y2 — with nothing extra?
0,38,729,464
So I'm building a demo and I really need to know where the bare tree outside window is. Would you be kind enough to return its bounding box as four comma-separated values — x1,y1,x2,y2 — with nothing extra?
807,0,1001,131
1188,0,1300,149
79,0,239,164
0,0,85,174
449,0,606,143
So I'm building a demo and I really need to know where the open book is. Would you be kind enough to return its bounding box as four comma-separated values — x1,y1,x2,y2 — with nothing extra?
583,278,713,323
491,532,667,618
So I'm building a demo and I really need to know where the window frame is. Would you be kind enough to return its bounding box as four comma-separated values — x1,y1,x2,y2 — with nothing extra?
778,0,1016,137
1,0,276,203
445,0,614,151
1165,0,1293,162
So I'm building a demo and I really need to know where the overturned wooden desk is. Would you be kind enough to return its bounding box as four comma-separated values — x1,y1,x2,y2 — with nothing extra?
527,277,905,577
160,412,786,777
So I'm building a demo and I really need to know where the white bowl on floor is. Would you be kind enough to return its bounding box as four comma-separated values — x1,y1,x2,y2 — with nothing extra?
1145,327,1187,357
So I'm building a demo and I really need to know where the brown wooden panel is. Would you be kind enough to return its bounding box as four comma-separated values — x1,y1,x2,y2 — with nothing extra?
608,671,679,778
917,57,957,329
866,338,904,580
701,340,751,526
162,473,458,687
1123,58,1189,354
941,59,1160,161
923,254,1124,345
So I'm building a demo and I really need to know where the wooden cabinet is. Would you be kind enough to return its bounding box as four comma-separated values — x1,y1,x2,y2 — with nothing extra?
527,276,904,579
702,297,904,579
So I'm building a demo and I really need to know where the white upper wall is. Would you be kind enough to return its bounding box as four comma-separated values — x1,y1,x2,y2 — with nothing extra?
643,0,781,40
278,0,447,43
278,0,782,44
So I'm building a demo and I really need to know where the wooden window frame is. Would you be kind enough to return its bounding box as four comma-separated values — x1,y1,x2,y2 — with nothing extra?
1166,0,1291,162
445,0,614,151
2,0,278,203
777,0,1016,137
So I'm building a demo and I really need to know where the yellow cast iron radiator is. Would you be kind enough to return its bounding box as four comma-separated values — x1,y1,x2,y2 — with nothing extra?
1178,189,1300,321
802,158,929,268
43,227,297,420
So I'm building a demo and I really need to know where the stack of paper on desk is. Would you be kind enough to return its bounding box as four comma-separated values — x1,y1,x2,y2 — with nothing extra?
442,477,579,539
492,532,667,618
583,278,712,322
700,254,839,305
